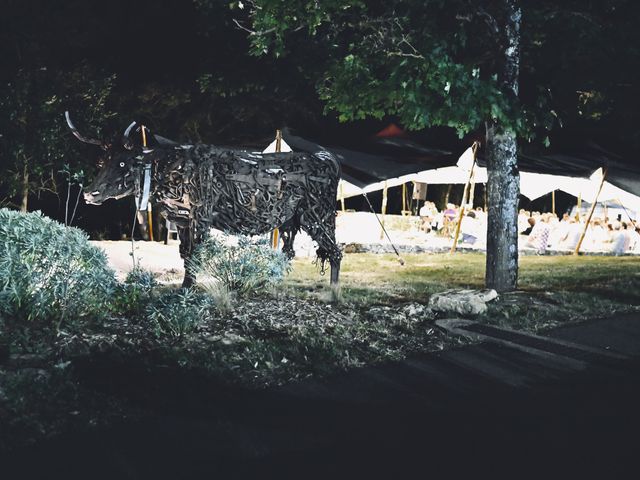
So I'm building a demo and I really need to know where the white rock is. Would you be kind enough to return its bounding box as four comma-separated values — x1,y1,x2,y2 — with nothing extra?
428,289,498,316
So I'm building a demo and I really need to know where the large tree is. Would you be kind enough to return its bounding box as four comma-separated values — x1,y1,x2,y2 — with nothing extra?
238,0,538,291
237,0,639,291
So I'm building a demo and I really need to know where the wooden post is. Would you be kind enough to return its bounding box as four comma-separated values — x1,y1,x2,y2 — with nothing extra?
339,180,346,212
380,181,388,240
402,183,407,213
574,168,607,255
576,192,582,220
141,125,154,241
147,202,154,241
275,129,282,152
450,142,479,254
551,190,556,216
270,130,282,248
443,184,452,209
468,170,476,209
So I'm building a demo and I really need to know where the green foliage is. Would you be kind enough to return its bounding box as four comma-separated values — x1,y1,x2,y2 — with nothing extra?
241,1,640,141
0,65,116,209
189,234,291,296
146,289,212,339
113,267,158,316
242,0,523,136
0,209,116,327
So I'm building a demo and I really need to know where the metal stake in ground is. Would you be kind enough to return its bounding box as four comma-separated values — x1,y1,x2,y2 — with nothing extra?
362,191,405,265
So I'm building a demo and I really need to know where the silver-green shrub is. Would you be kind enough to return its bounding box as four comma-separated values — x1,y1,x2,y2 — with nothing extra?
113,267,158,316
0,209,116,327
188,234,291,296
146,288,211,338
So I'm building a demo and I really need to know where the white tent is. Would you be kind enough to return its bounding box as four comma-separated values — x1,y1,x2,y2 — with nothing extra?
336,148,640,216
262,137,292,153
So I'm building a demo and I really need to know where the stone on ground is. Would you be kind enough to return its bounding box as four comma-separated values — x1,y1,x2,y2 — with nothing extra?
429,289,498,315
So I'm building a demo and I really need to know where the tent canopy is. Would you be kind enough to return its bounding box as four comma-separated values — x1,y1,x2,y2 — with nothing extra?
282,128,640,208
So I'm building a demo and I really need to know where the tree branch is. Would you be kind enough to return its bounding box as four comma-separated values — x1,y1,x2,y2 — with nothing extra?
232,18,303,36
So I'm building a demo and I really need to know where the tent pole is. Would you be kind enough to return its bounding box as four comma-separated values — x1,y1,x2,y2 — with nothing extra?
574,168,608,255
450,142,479,254
576,192,582,220
468,170,476,209
552,190,556,216
402,183,407,214
444,184,452,210
380,181,388,240
339,181,346,213
362,192,404,265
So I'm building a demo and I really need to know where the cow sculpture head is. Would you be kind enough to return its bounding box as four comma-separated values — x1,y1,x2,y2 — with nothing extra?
65,112,155,205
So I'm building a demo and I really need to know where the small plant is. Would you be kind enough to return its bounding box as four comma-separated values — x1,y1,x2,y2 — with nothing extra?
199,279,233,314
189,234,291,296
146,289,212,339
0,209,116,329
113,267,158,316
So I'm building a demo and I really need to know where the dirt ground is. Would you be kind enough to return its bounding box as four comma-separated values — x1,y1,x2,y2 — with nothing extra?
91,240,185,282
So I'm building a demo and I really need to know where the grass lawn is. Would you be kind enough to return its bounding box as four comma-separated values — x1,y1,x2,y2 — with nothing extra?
287,252,640,330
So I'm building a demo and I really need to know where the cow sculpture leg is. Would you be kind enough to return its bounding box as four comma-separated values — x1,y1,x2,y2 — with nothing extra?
280,222,298,260
178,225,196,288
300,212,342,301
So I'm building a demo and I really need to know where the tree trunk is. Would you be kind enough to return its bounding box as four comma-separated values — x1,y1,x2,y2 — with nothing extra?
485,123,519,291
20,164,29,212
485,0,521,292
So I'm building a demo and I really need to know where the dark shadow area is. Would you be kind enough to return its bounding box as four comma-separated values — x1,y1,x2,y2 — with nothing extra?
4,315,640,478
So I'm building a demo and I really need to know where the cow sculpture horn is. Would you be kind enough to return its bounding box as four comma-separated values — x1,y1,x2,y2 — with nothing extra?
122,121,138,150
64,111,104,147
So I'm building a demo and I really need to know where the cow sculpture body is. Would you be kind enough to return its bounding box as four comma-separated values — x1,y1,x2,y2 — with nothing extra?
68,113,342,293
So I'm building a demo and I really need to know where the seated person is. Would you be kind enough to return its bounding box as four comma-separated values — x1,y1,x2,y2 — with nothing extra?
419,201,438,233
460,211,479,244
608,221,627,255
522,217,535,236
526,215,551,253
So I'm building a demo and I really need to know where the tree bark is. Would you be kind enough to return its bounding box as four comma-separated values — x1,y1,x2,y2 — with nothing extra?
20,164,29,213
485,122,519,291
485,0,521,292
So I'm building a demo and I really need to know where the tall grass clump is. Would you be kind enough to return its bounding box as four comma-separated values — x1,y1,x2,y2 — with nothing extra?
189,234,291,297
0,209,116,328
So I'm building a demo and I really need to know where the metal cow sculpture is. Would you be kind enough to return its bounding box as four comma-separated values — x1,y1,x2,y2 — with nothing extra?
65,112,342,293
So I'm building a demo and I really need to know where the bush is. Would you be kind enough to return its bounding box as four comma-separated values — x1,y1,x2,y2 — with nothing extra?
146,288,212,339
113,267,158,316
0,209,116,327
189,234,291,296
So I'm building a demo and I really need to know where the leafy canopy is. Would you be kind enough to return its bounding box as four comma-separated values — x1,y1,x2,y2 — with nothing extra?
241,0,534,136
